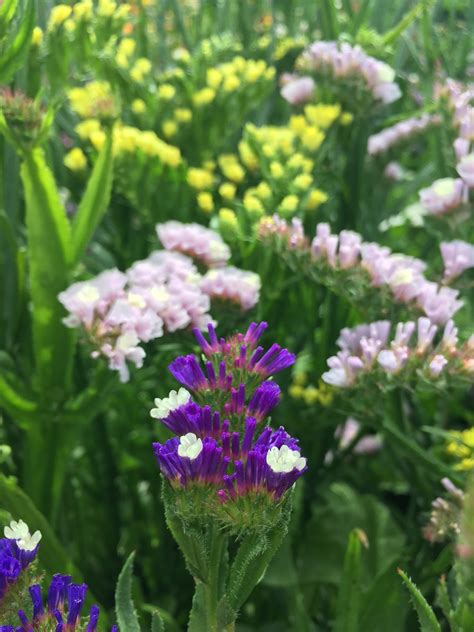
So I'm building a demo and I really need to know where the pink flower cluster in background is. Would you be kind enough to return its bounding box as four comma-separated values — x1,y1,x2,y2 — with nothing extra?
258,216,464,325
440,240,474,282
322,317,473,389
157,221,231,267
368,114,441,156
60,224,260,381
284,41,401,106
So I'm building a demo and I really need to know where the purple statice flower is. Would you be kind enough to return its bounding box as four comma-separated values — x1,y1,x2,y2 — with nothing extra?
311,223,339,267
10,574,115,631
157,221,231,268
154,434,229,487
337,321,391,355
168,355,213,391
0,520,41,600
201,267,261,311
456,152,474,187
247,381,281,421
440,240,474,282
280,76,315,105
419,177,467,216
299,41,401,105
368,113,440,156
248,343,296,378
416,282,463,325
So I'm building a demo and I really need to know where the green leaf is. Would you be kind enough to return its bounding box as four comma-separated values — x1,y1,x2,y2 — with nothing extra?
0,373,37,418
381,0,431,46
0,0,19,33
0,0,35,84
71,129,114,266
115,552,141,632
151,611,165,632
398,569,442,632
0,474,81,578
20,148,74,396
334,530,363,632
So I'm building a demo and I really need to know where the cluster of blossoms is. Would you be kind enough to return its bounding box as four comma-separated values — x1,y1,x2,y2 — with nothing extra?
281,41,400,106
0,521,41,601
440,240,474,282
420,79,474,216
322,317,473,389
60,223,259,381
423,478,464,544
152,322,307,527
324,418,382,465
1,574,117,631
368,114,441,156
258,216,464,324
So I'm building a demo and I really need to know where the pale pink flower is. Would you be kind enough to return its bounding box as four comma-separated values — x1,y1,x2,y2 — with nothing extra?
419,178,467,216
429,354,448,377
440,240,474,281
201,267,260,311
280,76,315,105
456,153,474,187
157,221,231,267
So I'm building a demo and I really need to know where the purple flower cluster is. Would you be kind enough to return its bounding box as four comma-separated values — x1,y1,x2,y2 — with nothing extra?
368,113,441,156
152,323,306,503
259,216,464,325
285,41,401,106
322,317,473,388
0,521,41,601
1,574,117,632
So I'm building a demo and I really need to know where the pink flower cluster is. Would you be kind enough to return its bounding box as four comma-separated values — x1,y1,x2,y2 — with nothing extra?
312,223,464,324
440,240,474,282
259,217,464,324
280,74,316,105
324,418,382,465
157,221,231,267
201,267,261,311
322,317,473,388
290,41,401,105
59,253,213,382
368,114,441,156
420,79,473,215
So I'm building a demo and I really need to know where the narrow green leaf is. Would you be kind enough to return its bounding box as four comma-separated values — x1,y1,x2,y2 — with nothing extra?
20,148,74,395
0,474,81,578
381,0,430,46
334,529,364,632
0,374,37,418
151,611,165,632
115,552,141,632
398,569,442,632
71,129,114,266
0,0,35,83
0,0,19,32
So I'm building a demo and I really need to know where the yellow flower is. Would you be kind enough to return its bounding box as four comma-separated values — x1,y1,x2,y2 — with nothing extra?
270,162,284,179
238,141,258,170
97,0,116,17
197,192,214,213
289,384,304,399
75,119,101,140
243,60,267,83
90,130,106,150
304,103,341,129
193,88,216,107
206,68,223,89
219,208,239,233
32,27,43,46
279,194,299,217
48,4,72,30
243,193,264,218
73,0,93,20
301,126,325,151
294,173,313,190
302,386,319,405
306,188,328,210
221,162,245,184
119,38,136,57
289,115,307,135
64,147,87,171
223,75,241,92
175,108,192,123
162,120,178,138
293,372,308,386
340,112,354,126
302,158,314,173
131,99,146,114
64,19,76,33
173,47,191,63
256,181,272,200
219,182,237,200
158,84,176,100
203,160,216,172
287,153,304,170
187,168,214,190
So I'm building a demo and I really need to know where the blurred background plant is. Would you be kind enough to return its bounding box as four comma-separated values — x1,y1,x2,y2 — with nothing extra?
0,0,473,630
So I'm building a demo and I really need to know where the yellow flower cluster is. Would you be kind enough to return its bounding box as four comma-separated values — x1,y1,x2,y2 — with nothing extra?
218,154,245,183
47,4,72,30
75,120,182,168
187,168,214,190
446,429,474,471
47,1,130,31
68,82,117,119
289,375,334,407
116,37,136,69
130,58,152,83
64,147,87,172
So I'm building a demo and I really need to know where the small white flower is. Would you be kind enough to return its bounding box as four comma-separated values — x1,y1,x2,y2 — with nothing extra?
150,388,191,419
266,445,306,474
322,368,350,387
4,519,42,551
76,285,100,304
178,433,203,460
116,331,140,352
377,350,399,373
